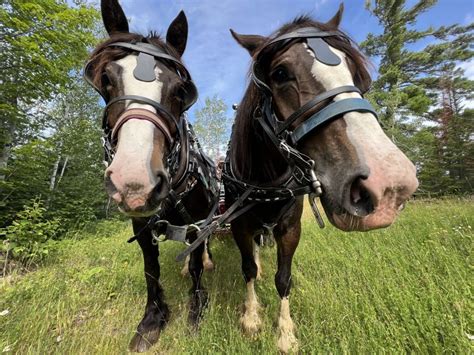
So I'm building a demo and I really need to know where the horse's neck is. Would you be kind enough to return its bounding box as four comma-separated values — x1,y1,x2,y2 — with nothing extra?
232,114,290,185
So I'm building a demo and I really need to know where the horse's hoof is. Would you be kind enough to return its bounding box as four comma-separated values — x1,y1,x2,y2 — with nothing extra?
277,315,298,353
277,331,298,354
188,289,209,327
240,306,262,336
181,265,190,277
128,329,161,353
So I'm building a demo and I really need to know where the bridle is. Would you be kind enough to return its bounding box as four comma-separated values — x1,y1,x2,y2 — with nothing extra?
83,41,198,172
223,27,378,227
84,39,220,247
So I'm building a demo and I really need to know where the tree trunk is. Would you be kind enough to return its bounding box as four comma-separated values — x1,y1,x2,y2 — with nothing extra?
56,156,69,187
49,155,61,191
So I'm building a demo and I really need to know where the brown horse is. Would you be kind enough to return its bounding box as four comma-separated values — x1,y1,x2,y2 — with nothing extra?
226,4,418,352
84,0,217,352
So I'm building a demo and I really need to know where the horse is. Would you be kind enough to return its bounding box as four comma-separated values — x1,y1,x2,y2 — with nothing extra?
224,4,418,353
84,0,218,351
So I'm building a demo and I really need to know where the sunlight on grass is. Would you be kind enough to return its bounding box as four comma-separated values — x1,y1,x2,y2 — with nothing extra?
1,199,472,353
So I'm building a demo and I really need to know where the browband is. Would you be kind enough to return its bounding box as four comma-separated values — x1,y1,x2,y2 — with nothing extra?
106,42,186,71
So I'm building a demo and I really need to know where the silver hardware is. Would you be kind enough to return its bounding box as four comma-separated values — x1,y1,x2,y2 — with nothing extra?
309,193,325,228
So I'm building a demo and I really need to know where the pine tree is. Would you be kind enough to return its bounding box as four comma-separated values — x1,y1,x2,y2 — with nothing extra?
362,0,473,195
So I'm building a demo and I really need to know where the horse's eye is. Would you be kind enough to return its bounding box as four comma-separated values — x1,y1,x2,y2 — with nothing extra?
271,67,290,83
176,85,186,101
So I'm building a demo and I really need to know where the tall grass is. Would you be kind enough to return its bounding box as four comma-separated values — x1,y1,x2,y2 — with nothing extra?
1,199,472,353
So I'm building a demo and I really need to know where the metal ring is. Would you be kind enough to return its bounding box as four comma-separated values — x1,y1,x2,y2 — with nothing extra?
184,224,201,246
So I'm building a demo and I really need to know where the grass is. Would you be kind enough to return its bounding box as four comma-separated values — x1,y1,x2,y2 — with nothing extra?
0,198,472,354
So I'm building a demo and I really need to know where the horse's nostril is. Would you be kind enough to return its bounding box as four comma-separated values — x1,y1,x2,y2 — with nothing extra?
150,172,169,204
105,174,117,194
348,177,375,216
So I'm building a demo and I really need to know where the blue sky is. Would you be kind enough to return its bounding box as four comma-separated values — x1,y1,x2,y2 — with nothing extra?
110,0,473,121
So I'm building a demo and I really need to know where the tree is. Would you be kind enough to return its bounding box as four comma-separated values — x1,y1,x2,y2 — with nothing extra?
0,0,99,178
0,78,107,228
361,0,473,195
193,96,231,160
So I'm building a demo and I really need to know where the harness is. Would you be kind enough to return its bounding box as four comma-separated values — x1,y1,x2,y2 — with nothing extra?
84,40,218,245
175,27,378,261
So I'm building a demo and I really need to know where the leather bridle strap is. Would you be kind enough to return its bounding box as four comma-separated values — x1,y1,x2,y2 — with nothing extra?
106,42,185,69
265,28,340,46
290,97,378,144
103,95,180,138
275,85,361,134
111,108,174,145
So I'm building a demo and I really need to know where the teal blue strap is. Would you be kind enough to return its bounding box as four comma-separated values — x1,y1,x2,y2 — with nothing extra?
290,98,377,144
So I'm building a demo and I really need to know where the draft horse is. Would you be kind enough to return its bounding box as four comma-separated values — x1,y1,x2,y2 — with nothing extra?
225,4,418,352
84,0,218,352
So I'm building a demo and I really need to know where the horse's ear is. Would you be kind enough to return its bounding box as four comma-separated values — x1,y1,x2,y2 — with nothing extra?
166,11,188,57
101,0,129,35
326,3,344,29
230,29,266,57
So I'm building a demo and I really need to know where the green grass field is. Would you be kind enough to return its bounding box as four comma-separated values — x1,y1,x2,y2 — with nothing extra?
1,199,472,354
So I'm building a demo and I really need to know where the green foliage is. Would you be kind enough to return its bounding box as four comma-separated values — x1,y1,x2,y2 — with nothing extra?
1,199,60,262
0,78,109,229
193,96,231,160
0,0,100,171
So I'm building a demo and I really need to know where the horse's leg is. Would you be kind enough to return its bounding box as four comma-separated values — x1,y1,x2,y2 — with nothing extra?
233,226,261,335
253,237,262,280
181,255,190,276
202,239,214,271
181,239,213,277
129,219,170,353
274,219,301,353
187,231,208,327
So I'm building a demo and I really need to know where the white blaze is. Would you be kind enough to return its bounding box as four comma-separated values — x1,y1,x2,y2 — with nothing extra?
106,55,165,201
115,54,164,163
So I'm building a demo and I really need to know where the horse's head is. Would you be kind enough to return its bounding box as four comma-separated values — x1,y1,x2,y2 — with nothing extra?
84,0,197,217
231,4,418,231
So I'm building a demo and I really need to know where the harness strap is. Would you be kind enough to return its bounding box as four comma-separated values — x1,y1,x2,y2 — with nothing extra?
266,28,340,46
290,98,378,144
276,85,361,134
106,42,184,68
175,188,256,262
111,108,174,144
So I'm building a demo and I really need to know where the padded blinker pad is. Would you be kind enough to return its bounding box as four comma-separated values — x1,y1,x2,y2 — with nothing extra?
307,38,341,66
133,52,156,82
